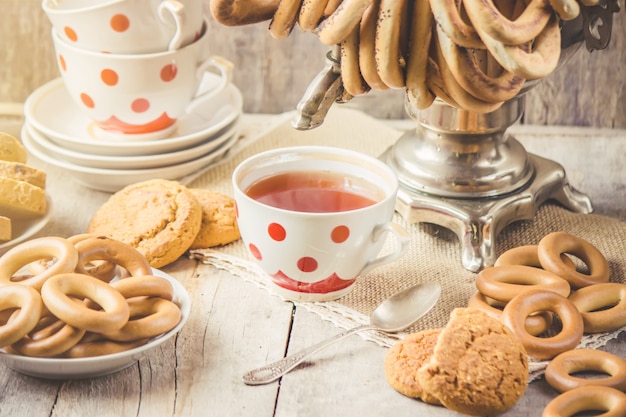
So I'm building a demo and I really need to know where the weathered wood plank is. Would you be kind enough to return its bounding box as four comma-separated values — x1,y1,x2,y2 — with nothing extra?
171,261,293,417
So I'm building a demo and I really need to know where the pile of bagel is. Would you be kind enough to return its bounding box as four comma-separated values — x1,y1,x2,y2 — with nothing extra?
468,231,626,417
0,234,182,358
210,0,597,113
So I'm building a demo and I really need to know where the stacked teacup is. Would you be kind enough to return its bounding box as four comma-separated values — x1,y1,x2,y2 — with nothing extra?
43,0,232,140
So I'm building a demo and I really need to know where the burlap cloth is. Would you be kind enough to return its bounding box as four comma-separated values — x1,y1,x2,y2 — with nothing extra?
189,107,626,380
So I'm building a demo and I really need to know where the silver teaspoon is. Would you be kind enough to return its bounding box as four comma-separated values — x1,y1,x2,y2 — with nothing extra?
242,281,441,385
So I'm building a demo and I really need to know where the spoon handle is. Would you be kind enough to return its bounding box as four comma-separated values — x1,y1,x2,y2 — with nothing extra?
242,324,375,385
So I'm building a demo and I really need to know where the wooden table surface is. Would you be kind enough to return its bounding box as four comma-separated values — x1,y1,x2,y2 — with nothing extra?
0,113,625,417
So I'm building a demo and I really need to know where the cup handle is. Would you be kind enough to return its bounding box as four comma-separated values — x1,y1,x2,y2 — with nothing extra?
360,222,411,276
158,0,186,51
187,56,234,108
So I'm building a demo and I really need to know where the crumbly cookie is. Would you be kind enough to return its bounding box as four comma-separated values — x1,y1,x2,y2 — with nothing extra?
87,179,202,268
188,188,240,249
0,177,47,219
0,132,27,164
417,308,529,416
384,329,442,404
0,160,46,189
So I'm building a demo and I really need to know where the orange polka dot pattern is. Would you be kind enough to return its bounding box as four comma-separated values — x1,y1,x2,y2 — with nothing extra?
63,13,132,44
56,54,179,117
248,221,354,274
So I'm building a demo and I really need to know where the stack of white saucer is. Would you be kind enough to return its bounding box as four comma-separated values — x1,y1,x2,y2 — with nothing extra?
22,76,242,193
21,0,242,193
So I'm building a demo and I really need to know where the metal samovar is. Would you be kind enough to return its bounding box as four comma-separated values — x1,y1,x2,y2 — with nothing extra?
291,2,620,271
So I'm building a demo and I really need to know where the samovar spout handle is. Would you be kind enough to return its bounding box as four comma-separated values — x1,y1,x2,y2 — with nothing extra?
292,47,348,130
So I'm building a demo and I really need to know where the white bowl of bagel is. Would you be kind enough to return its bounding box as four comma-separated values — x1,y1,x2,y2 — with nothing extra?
0,269,190,380
0,235,191,379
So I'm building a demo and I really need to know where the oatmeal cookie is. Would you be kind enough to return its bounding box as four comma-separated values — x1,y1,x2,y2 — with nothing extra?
87,179,202,268
188,189,240,249
417,308,529,416
384,329,442,404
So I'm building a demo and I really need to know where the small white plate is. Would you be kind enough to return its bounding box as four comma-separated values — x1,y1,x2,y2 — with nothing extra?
0,269,190,380
24,76,243,156
22,124,239,193
25,120,238,170
0,195,53,254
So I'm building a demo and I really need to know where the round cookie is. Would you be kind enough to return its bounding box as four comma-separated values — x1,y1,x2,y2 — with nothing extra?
384,329,442,404
87,179,202,268
0,132,27,163
417,308,529,416
188,189,240,249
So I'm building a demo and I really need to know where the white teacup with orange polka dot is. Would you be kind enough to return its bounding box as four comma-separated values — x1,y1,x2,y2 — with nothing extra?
233,146,411,302
42,0,203,54
51,21,233,140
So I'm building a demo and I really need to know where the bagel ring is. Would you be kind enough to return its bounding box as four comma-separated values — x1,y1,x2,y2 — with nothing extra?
542,386,626,417
268,0,302,40
0,285,43,347
41,273,130,333
374,0,409,89
0,308,19,325
568,283,626,333
548,0,581,21
74,236,152,280
435,24,525,103
209,0,280,26
101,297,181,342
298,0,329,31
502,289,584,360
322,0,342,17
433,32,504,113
314,0,373,46
67,234,118,282
476,264,571,303
426,58,462,109
0,236,78,290
64,338,149,358
11,318,86,358
405,0,435,110
538,232,610,289
340,25,370,96
110,275,175,301
545,349,626,393
358,0,389,91
474,13,561,81
463,0,553,45
495,245,576,269
467,291,553,336
429,0,484,49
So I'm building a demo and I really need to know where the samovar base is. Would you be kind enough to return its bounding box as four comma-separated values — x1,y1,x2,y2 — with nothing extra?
385,150,592,272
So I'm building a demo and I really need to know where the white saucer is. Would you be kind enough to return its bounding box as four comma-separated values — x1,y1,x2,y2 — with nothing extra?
25,120,238,170
22,124,239,193
0,269,190,380
0,195,52,254
24,76,243,156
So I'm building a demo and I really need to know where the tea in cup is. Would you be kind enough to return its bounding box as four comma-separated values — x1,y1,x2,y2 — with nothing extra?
42,0,204,53
51,20,233,140
233,146,410,302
